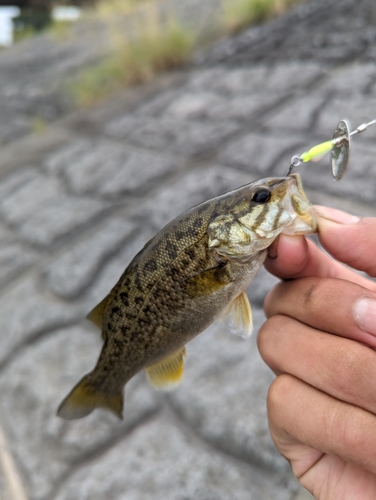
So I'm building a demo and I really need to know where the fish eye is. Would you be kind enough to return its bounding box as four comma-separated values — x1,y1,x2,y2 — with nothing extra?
252,188,271,204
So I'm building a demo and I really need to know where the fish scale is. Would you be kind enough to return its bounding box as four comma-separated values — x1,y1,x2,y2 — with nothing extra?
57,173,317,420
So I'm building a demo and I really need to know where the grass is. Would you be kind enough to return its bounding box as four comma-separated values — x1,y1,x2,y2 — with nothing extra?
31,117,48,134
49,21,74,40
69,2,196,106
94,0,157,17
13,26,38,43
221,0,304,33
68,0,305,107
222,0,302,33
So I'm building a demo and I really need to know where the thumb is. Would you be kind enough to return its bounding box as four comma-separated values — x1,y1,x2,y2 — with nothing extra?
315,206,376,277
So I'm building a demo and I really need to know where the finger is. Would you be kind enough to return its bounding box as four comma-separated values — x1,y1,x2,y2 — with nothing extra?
264,277,376,347
266,234,309,276
267,375,376,498
258,314,376,414
265,234,376,291
315,206,376,277
265,206,376,288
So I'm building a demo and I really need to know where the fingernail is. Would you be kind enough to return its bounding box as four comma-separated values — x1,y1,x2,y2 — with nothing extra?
353,298,376,336
314,206,360,225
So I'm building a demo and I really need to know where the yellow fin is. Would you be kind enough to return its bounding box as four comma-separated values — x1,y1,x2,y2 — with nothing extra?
86,295,112,331
57,374,124,420
222,291,253,339
146,347,186,391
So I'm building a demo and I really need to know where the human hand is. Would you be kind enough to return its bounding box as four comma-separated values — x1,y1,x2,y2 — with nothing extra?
258,206,376,499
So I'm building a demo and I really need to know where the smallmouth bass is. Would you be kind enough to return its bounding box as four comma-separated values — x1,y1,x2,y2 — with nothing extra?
57,173,317,420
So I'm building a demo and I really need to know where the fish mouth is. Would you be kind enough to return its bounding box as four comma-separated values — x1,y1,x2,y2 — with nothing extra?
281,174,317,235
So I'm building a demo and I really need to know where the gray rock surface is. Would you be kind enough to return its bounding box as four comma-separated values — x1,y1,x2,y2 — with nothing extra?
168,312,287,472
200,0,376,66
0,325,161,500
43,217,136,299
1,0,376,499
54,415,295,500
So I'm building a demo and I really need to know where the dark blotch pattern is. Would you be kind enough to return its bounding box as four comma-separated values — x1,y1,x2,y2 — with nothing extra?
88,176,293,393
144,259,158,273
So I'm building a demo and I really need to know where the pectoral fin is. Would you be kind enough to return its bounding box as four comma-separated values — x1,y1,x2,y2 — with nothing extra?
222,291,253,339
146,347,186,391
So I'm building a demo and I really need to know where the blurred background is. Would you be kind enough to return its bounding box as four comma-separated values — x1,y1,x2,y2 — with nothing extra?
0,0,376,499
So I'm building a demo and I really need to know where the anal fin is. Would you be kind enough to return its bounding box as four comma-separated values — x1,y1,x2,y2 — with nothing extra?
146,347,186,391
221,290,253,339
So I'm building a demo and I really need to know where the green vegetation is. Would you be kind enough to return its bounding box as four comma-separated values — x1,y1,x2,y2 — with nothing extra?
94,0,155,17
70,11,196,106
12,7,51,42
69,0,305,106
31,117,48,134
222,0,304,33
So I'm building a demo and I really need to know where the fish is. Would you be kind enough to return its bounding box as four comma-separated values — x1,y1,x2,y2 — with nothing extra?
57,173,317,420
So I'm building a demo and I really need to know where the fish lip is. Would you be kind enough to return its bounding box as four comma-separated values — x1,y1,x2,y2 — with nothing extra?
282,174,317,233
286,174,310,207
286,173,304,191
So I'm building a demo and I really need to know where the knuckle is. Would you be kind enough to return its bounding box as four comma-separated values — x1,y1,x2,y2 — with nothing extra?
267,374,295,418
263,282,284,317
257,315,293,363
257,319,274,353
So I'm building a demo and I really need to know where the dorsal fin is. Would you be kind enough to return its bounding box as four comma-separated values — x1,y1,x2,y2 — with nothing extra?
221,291,253,339
145,347,186,391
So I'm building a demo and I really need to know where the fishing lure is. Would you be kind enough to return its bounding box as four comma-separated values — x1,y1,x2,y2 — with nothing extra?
288,118,376,180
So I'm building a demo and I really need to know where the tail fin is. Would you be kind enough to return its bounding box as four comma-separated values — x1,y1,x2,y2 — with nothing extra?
57,374,124,420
